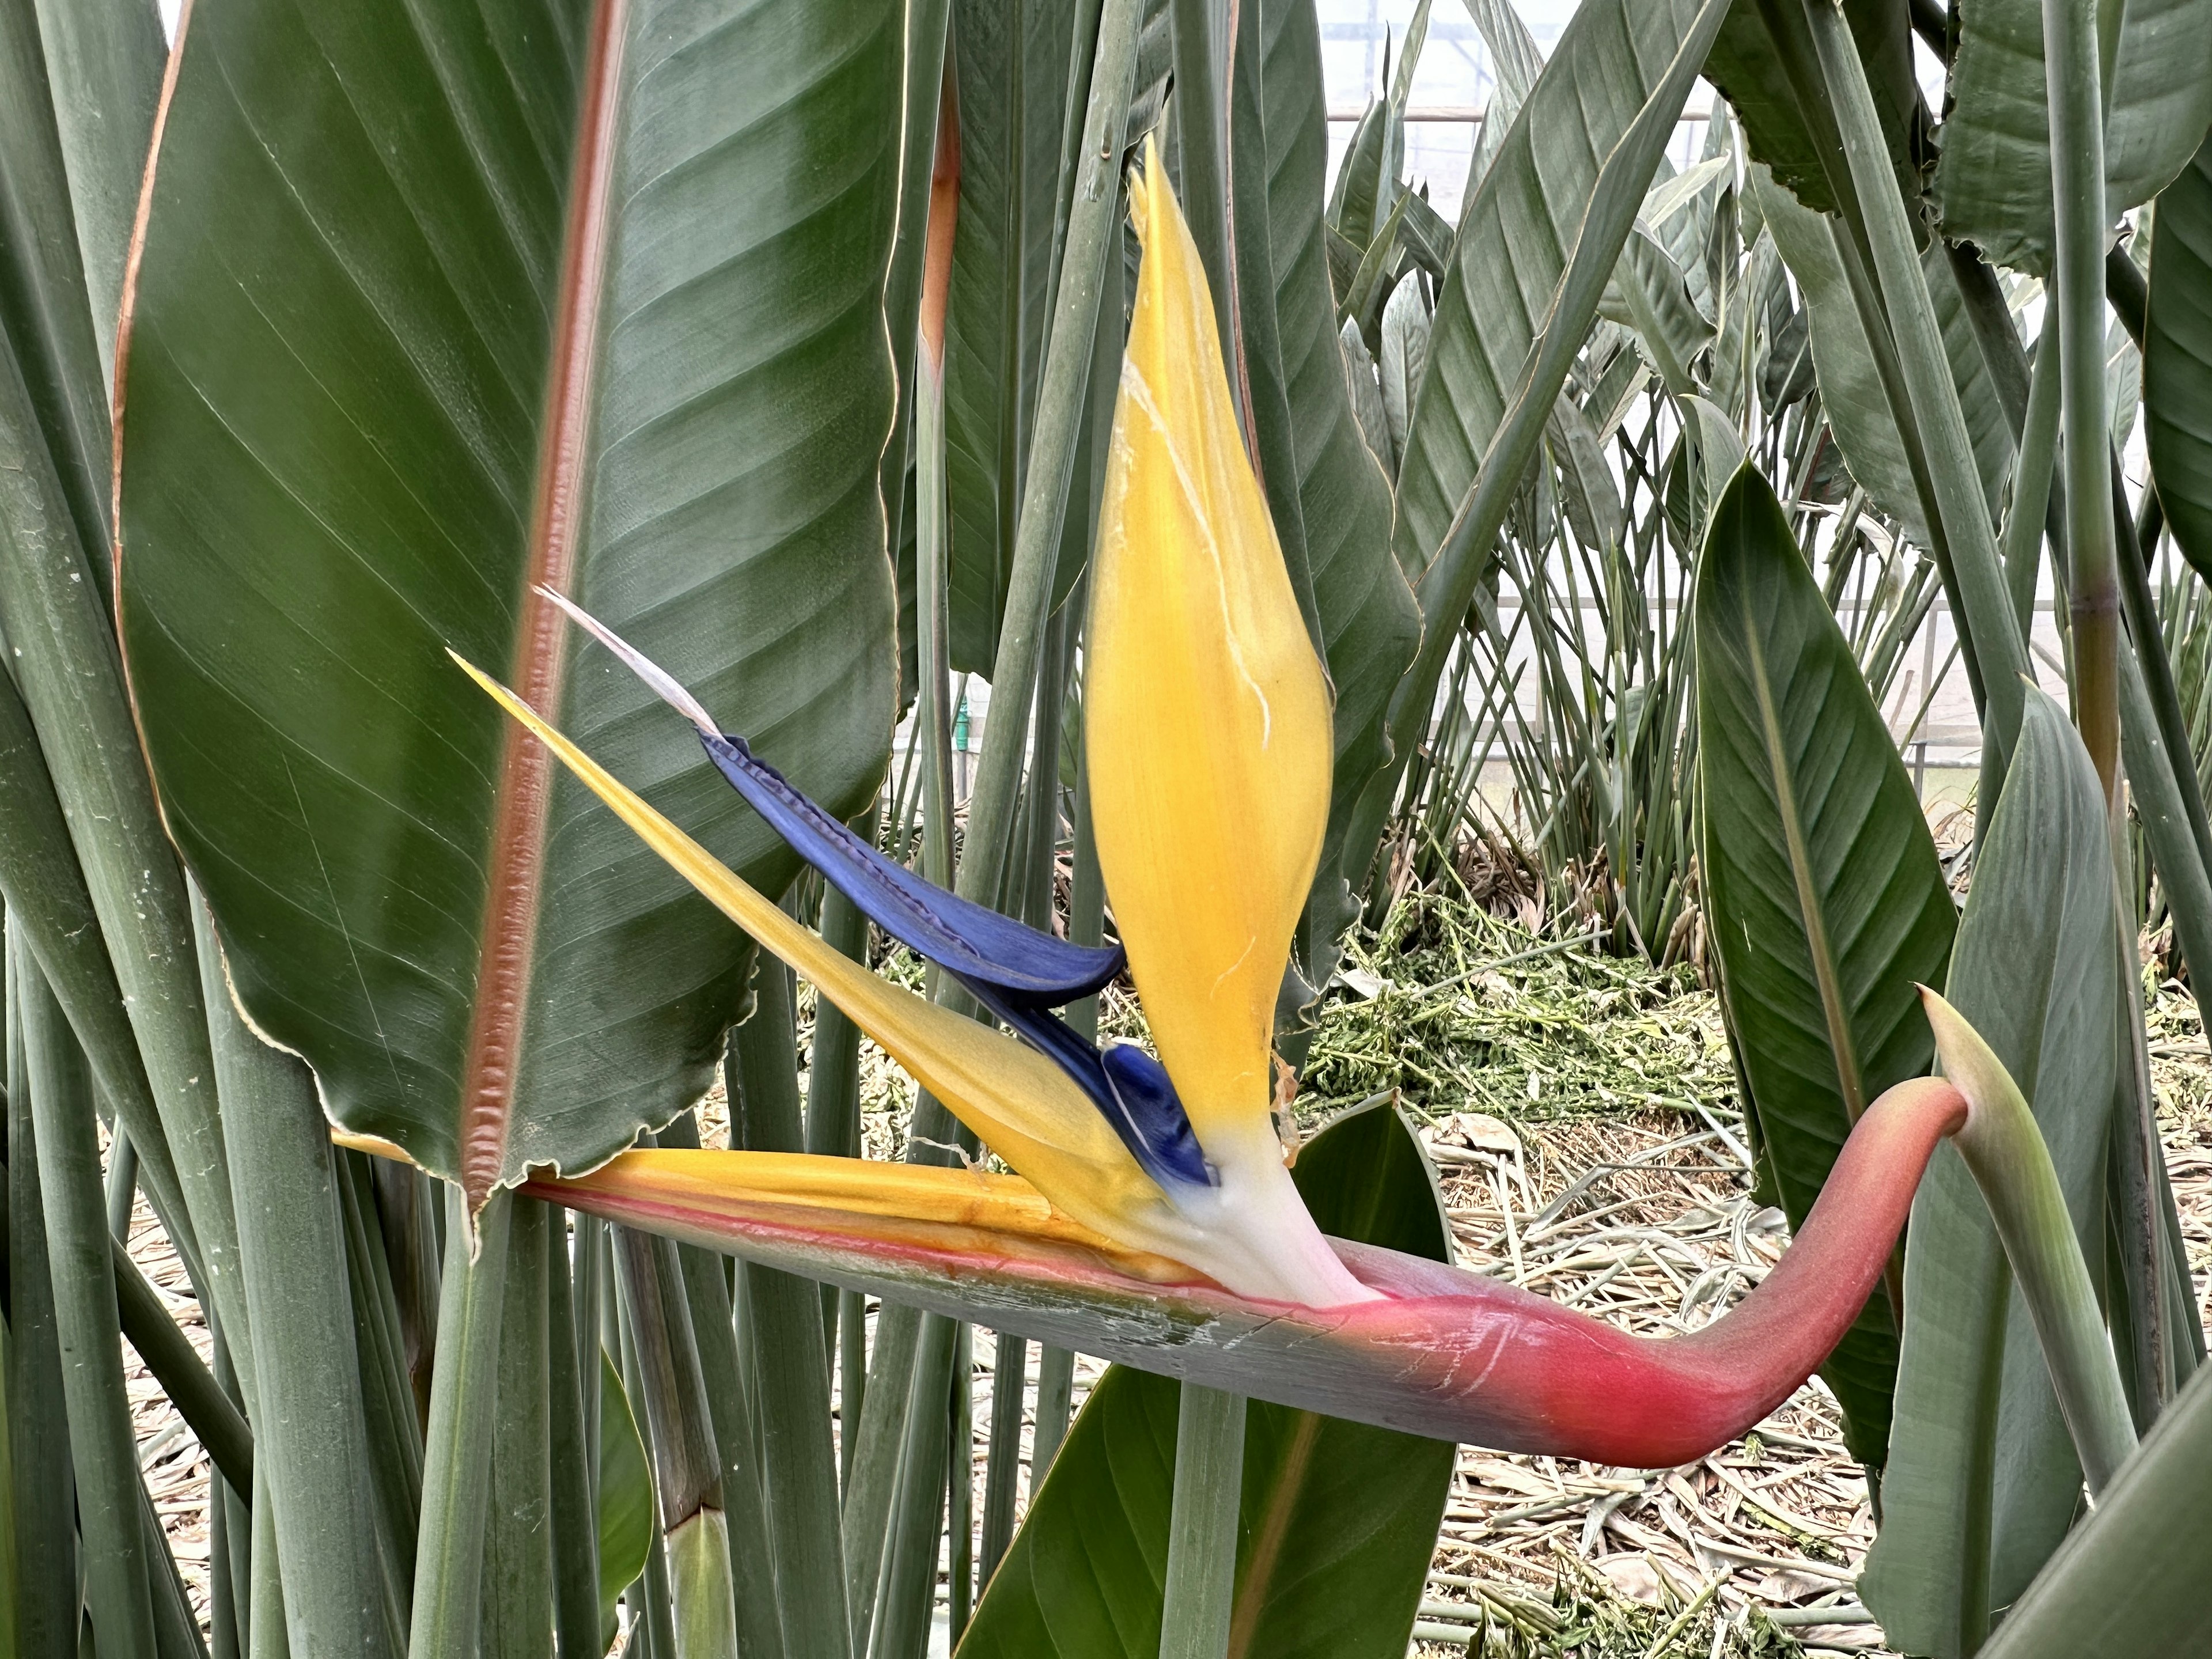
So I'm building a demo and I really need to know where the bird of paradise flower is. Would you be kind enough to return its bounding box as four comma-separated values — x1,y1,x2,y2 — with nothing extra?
449,155,1984,1465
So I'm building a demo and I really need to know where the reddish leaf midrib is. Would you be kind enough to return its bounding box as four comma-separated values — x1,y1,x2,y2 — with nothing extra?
457,0,631,1210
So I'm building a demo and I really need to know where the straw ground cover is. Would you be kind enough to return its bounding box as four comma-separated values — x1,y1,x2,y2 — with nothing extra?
127,900,2212,1656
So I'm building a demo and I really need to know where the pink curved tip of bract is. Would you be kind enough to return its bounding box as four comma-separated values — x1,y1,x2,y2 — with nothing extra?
529,1077,1965,1461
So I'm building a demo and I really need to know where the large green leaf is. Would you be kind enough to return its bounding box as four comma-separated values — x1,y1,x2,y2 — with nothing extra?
1695,462,1957,1465
1861,690,2120,1657
1701,0,1921,219
1934,0,2212,276
1258,0,1421,990
1753,166,2013,548
955,1097,1453,1659
2146,134,2212,583
115,0,902,1204
941,0,1078,675
1974,1352,2212,1658
1391,0,1708,583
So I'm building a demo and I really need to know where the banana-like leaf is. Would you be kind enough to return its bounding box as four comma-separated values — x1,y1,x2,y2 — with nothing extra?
115,0,902,1203
2146,135,2212,582
1702,0,1919,219
1601,226,1713,394
1391,0,1708,582
1457,0,1544,200
1862,690,2121,1656
1975,1352,2212,1658
942,0,1079,674
1259,0,1421,996
1695,462,1956,1464
1934,0,2212,276
956,1097,1453,1659
1754,167,2014,547
597,1350,654,1647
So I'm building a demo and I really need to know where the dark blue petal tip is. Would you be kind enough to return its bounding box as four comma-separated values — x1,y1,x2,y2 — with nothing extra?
700,732,1123,1005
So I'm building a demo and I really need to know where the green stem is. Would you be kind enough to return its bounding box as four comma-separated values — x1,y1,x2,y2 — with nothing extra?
948,1320,975,1639
409,1188,513,1659
1800,0,2033,769
2041,0,2120,796
1169,0,1233,361
6,945,79,1659
483,1200,554,1659
546,1208,603,1659
665,1510,741,1659
732,969,852,1659
869,1312,957,1659
0,337,246,1373
2002,315,2063,638
199,905,404,1656
977,1330,1027,1589
950,0,1141,917
1031,1343,1078,1487
1158,1385,1248,1659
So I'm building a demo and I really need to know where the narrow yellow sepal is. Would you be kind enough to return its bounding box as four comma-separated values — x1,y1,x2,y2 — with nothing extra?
1084,149,1333,1154
450,654,1178,1253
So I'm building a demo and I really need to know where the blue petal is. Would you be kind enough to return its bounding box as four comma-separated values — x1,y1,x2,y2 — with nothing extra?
699,732,1122,1006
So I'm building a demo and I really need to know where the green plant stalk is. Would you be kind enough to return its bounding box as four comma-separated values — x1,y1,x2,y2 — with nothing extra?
1032,1344,1078,1486
807,798,879,1350
874,0,954,566
843,1298,923,1649
0,656,195,1281
0,1140,253,1496
546,1206,603,1659
410,1188,514,1659
1800,0,2033,768
1170,0,1234,361
1158,1385,1248,1659
137,1469,213,1659
2115,475,2212,893
732,968,853,1659
111,1193,255,1494
197,905,404,1657
651,1115,780,1648
332,1154,426,1579
949,1320,976,1639
839,1287,868,1497
484,1199,554,1659
248,1459,290,1659
212,1320,254,1649
0,342,247,1373
978,1330,1027,1589
7,935,83,1659
104,1123,136,1239
1377,0,1733,840
2003,315,2065,638
869,1312,958,1659
948,0,1139,918
2041,0,2121,794
620,1318,681,1659
20,942,165,1659
1925,992,2138,1492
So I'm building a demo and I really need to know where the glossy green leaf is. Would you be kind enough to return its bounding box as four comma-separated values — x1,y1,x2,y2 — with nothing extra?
2145,134,2212,583
1700,0,1919,220
1934,0,2212,276
1695,462,1956,1463
1259,0,1421,1001
1861,690,2120,1657
1975,1351,2212,1658
942,0,1080,673
115,0,902,1202
597,1350,654,1647
1391,0,1709,583
1753,166,2014,547
956,1096,1453,1659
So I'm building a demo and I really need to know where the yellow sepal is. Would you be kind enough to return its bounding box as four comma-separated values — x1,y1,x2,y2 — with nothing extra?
1084,149,1333,1153
452,654,1177,1251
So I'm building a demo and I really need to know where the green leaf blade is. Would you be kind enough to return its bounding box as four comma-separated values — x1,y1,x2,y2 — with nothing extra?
1695,462,1958,1462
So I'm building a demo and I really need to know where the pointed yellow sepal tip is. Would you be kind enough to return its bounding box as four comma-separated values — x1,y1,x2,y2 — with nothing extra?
1085,144,1333,1153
